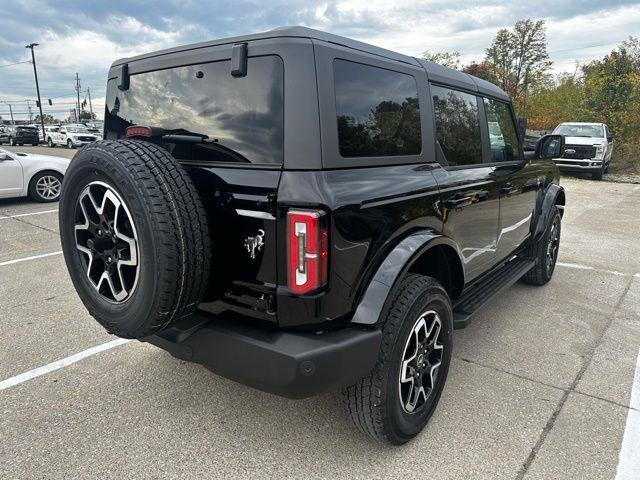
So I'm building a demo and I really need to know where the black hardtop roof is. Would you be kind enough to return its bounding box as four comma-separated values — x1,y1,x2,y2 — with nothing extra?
111,25,509,101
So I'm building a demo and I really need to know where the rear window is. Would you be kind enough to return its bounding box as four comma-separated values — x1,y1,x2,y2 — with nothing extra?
105,55,284,165
333,59,421,158
431,85,483,166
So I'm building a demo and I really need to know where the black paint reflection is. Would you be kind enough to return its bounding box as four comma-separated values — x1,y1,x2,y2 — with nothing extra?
431,85,482,166
334,60,421,158
105,56,284,165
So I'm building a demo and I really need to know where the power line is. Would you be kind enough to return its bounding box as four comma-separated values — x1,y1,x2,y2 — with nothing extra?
550,41,622,55
0,60,31,68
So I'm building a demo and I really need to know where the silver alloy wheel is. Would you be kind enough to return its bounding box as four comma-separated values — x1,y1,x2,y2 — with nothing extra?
36,175,62,200
399,310,444,414
546,217,560,274
74,181,140,303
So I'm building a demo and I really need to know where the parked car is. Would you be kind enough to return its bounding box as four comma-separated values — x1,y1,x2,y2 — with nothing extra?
551,122,613,180
27,123,45,143
58,26,565,445
0,147,69,201
0,125,39,146
83,122,104,139
46,124,98,148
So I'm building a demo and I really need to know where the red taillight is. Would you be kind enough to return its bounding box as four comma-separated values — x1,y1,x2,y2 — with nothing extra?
287,209,328,295
125,126,152,137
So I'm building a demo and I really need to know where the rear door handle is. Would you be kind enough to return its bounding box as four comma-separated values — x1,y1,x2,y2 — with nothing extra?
444,196,472,208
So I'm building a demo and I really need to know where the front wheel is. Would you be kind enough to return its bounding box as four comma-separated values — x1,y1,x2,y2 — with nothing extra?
29,171,63,202
67,139,75,149
343,274,453,444
522,206,561,285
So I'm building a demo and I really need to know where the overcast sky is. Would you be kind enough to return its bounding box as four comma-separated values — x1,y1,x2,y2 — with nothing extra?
1,0,639,121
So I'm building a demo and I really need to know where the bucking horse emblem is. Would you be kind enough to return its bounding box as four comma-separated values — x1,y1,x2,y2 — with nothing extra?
244,229,265,260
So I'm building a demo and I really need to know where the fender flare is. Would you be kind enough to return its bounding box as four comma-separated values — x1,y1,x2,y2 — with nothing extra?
351,230,462,326
533,183,565,240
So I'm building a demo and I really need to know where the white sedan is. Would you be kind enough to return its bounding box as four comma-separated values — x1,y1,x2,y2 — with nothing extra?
0,147,70,202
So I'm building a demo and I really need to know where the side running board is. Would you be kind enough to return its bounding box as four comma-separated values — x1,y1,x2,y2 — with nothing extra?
453,258,535,329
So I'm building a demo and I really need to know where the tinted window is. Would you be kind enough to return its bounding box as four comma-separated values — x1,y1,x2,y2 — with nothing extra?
483,98,522,162
105,56,284,165
334,60,421,158
431,85,482,166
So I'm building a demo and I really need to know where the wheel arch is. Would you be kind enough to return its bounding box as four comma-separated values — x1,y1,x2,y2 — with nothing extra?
533,183,565,240
27,168,64,194
351,231,464,326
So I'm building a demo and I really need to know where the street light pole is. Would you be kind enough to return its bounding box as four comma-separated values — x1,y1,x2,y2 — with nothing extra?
25,43,45,140
75,73,81,123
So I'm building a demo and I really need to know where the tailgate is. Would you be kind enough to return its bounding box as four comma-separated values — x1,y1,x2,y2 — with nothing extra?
190,166,281,319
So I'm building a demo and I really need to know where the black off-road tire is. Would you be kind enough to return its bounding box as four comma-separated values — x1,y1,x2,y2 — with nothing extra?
343,274,453,445
591,168,603,180
67,139,75,149
522,206,561,286
59,140,211,339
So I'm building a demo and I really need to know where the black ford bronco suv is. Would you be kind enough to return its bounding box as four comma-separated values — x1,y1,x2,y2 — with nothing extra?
59,27,566,445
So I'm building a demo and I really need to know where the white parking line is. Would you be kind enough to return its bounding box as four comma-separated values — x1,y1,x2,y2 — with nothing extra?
556,261,628,277
0,209,58,219
0,251,62,267
0,339,132,392
615,348,640,480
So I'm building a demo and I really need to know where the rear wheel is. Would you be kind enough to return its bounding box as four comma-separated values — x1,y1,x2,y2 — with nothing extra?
522,206,561,285
48,138,55,148
59,140,212,339
343,274,453,444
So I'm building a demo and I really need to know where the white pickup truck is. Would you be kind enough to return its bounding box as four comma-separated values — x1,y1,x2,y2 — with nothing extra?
551,122,613,180
46,125,99,149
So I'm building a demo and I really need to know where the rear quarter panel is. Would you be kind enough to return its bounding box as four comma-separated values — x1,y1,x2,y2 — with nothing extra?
276,165,443,328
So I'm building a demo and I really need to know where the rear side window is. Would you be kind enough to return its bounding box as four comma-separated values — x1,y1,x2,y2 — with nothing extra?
334,60,421,158
431,85,482,166
483,98,522,162
105,55,284,165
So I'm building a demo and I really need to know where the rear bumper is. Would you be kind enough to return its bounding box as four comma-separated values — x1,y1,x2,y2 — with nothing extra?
142,312,381,399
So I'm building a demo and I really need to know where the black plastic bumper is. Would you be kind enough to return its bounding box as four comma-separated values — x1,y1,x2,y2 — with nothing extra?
141,312,382,399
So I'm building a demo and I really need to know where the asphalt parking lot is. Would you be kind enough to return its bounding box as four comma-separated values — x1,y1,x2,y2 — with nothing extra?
1,170,639,479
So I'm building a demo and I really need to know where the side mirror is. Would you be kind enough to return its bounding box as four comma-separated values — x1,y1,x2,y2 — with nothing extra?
535,134,565,159
517,116,527,142
607,135,613,142
0,153,11,161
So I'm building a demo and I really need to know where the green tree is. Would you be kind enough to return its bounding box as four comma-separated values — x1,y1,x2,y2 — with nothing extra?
34,114,58,124
422,51,461,69
484,19,552,114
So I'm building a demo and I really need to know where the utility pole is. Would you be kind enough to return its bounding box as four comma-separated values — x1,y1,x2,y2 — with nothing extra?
3,102,15,124
26,100,33,123
25,43,45,138
75,73,81,123
87,88,93,118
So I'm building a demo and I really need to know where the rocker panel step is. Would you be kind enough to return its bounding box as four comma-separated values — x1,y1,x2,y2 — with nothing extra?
453,258,535,329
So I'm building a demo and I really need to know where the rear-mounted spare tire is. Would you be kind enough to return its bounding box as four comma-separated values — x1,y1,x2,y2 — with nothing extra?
59,140,211,339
